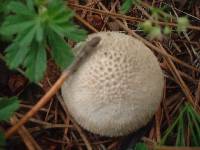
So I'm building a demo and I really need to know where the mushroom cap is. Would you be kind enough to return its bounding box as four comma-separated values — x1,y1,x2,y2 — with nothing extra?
61,32,164,137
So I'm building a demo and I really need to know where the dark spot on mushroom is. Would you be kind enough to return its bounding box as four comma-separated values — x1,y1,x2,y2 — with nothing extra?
116,57,120,61
99,67,104,70
104,52,108,56
108,68,112,72
61,31,164,137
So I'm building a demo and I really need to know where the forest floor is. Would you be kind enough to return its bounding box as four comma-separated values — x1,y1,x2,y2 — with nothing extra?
1,0,200,150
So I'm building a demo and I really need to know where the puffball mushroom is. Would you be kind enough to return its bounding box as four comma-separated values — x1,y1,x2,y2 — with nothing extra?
61,32,164,137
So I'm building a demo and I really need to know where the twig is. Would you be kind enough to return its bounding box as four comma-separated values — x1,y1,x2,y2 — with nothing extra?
69,3,143,22
5,72,68,139
5,37,101,140
10,116,42,150
48,78,93,150
157,43,200,112
96,2,200,112
114,20,200,73
160,63,198,84
154,146,200,150
155,108,161,142
100,0,119,31
80,0,97,18
57,94,93,150
75,14,98,32
69,3,200,31
16,113,72,129
91,0,200,73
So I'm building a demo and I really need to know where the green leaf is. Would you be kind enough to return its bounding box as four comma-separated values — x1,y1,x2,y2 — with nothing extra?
24,44,47,82
5,43,31,69
49,23,66,37
139,20,153,33
177,17,189,33
150,7,163,19
35,20,44,42
1,0,87,83
0,0,16,16
120,0,140,14
65,28,87,42
49,22,87,42
188,112,200,146
161,106,187,145
163,26,171,35
47,0,74,24
188,107,200,143
148,26,162,39
51,6,72,21
161,103,200,146
120,0,133,14
48,31,74,70
7,1,35,16
0,97,19,121
26,0,35,12
53,11,74,25
134,142,148,150
175,115,185,146
0,19,35,36
17,25,37,47
47,0,64,15
0,132,5,148
35,0,47,6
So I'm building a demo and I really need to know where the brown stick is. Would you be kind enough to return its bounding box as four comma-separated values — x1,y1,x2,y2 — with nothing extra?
6,72,68,139
75,14,98,32
57,94,93,150
10,116,42,150
97,2,200,113
69,3,200,31
115,20,200,73
154,146,200,150
115,20,200,113
5,37,101,139
95,2,200,73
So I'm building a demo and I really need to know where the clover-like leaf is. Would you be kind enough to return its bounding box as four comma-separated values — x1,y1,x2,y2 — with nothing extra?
0,0,87,83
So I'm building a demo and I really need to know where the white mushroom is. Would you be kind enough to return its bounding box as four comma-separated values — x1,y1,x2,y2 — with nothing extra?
61,32,164,137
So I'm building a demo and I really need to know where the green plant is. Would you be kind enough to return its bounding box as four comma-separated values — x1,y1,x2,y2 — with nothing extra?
0,0,16,40
0,0,87,147
0,0,87,82
161,103,200,146
120,0,190,39
120,0,141,14
134,142,148,150
0,97,19,147
0,0,12,16
177,17,190,33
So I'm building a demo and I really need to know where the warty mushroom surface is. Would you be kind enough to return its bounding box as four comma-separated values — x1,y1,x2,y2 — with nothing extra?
61,31,164,137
